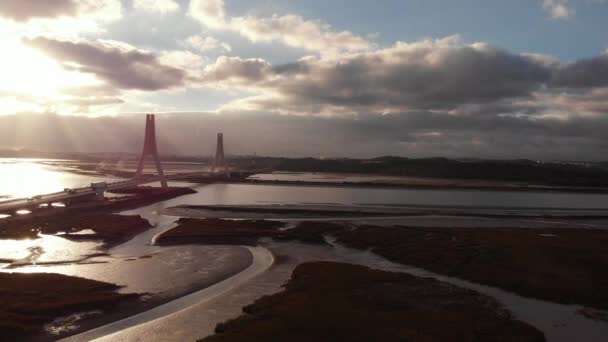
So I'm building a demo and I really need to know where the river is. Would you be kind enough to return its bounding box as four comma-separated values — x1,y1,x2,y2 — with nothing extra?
2,159,608,341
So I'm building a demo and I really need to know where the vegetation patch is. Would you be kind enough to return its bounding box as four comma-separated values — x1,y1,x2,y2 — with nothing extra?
202,262,544,342
156,218,343,246
0,213,150,245
336,226,608,310
0,272,139,340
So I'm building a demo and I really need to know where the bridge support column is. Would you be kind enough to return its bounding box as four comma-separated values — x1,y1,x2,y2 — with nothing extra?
213,132,225,171
135,114,168,188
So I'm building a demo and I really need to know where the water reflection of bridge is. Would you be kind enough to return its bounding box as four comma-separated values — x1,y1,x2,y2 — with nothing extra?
0,114,234,216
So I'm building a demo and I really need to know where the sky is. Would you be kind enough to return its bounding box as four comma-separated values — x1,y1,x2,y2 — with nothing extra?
0,0,607,160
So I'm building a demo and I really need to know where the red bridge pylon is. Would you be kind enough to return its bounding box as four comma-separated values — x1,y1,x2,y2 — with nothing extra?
214,132,225,170
135,114,168,188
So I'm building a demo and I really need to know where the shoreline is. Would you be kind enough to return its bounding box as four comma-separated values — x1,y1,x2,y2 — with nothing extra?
39,158,608,195
165,203,608,220
239,178,608,194
59,246,274,342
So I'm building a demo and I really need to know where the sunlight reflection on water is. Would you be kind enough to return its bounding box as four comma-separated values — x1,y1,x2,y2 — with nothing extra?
0,158,116,202
0,233,104,266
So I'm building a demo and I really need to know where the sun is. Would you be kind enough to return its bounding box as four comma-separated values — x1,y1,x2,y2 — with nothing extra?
0,36,99,111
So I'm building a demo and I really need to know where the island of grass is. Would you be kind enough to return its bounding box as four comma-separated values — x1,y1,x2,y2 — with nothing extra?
156,218,342,246
0,272,139,340
335,225,608,311
0,213,151,246
202,262,544,342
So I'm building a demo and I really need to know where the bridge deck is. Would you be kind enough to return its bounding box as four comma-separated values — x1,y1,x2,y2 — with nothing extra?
0,171,226,213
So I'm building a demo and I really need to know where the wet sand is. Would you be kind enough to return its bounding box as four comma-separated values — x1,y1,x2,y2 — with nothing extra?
60,246,273,342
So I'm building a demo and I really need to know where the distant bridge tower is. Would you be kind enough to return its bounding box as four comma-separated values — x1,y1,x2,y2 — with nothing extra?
135,114,168,188
214,133,225,170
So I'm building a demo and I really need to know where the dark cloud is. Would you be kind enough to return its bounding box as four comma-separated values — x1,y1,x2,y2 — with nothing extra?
301,45,550,109
271,62,310,75
201,56,271,83
201,38,554,113
0,0,78,21
24,37,186,91
552,54,608,89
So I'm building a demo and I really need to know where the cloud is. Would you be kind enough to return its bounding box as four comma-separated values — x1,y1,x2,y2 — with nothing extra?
63,96,124,107
23,37,187,91
193,35,608,128
542,0,575,19
189,0,371,55
200,56,272,84
200,36,553,115
59,85,121,97
185,35,232,53
133,0,180,14
0,0,121,22
551,54,608,88
189,0,226,29
159,50,208,70
0,0,77,21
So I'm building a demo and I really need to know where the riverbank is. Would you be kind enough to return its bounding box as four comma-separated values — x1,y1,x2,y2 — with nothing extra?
202,261,544,341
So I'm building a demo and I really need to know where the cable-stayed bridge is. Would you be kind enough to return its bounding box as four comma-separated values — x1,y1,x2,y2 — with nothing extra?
0,114,232,215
